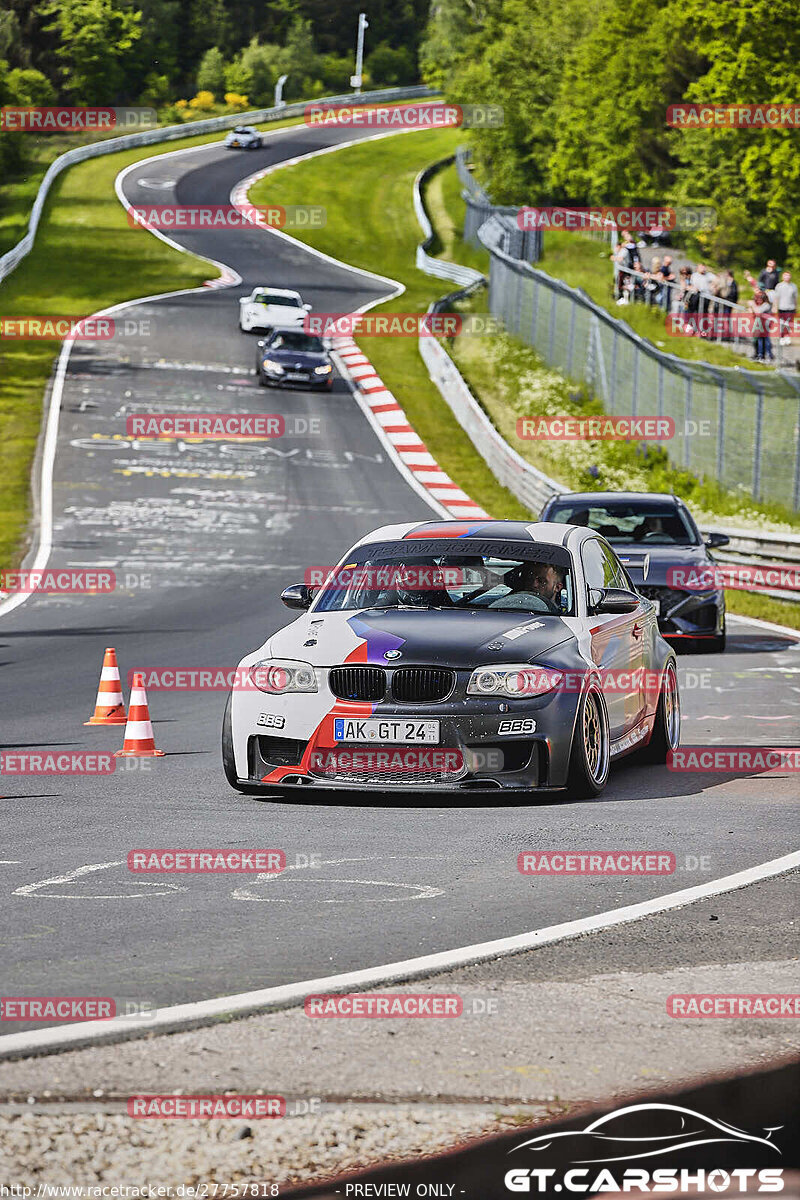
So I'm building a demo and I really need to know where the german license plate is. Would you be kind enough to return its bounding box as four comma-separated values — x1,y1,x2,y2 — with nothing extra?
286,371,307,381
333,718,440,744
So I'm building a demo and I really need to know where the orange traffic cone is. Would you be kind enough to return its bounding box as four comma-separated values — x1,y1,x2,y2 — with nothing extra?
85,647,127,726
114,673,165,757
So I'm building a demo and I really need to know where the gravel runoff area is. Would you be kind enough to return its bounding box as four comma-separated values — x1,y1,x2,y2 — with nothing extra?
0,1104,551,1188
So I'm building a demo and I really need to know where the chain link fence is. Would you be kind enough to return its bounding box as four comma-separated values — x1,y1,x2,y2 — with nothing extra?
454,148,800,511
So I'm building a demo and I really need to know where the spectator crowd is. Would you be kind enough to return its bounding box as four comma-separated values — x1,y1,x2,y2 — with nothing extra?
612,237,797,364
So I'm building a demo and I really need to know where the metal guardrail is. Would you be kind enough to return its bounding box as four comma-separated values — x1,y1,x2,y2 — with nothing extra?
413,160,484,288
414,158,800,599
0,85,438,286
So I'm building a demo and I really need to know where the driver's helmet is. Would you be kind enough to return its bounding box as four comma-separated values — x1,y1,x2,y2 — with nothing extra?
394,559,448,606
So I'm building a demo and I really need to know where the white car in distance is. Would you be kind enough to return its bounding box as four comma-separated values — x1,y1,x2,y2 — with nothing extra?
239,287,311,333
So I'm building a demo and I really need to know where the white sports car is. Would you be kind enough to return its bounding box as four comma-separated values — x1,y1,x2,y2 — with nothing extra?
224,126,262,149
222,519,679,798
239,287,310,333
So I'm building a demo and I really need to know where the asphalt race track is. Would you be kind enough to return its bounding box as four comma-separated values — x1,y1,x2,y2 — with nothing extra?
1,121,799,1033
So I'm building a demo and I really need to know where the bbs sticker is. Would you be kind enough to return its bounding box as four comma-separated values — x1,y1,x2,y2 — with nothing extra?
257,713,285,729
498,718,536,735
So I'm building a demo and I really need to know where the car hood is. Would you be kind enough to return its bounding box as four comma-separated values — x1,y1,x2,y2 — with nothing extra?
613,543,712,587
262,348,326,366
267,608,574,668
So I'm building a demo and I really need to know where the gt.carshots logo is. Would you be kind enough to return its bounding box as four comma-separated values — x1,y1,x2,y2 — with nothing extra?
504,1102,784,1193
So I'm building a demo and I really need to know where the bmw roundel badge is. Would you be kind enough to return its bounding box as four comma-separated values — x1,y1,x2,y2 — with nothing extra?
384,649,402,660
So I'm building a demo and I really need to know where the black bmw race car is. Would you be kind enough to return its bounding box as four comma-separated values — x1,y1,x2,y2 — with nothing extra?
539,492,729,651
223,519,680,799
255,327,334,390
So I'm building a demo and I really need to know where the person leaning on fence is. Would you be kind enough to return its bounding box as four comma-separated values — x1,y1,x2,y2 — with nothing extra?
714,270,738,341
749,289,774,362
774,271,797,345
659,256,676,312
690,263,713,316
646,258,663,306
679,266,696,316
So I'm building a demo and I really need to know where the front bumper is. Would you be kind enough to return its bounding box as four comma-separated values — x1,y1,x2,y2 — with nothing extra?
640,586,724,639
234,691,583,794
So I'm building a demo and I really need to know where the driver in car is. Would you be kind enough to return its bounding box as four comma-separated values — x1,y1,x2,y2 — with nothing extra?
496,561,566,613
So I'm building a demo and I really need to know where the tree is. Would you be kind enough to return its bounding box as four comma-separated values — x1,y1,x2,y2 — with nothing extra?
41,0,142,103
366,41,415,86
224,38,281,106
197,45,225,94
669,0,800,268
547,0,690,204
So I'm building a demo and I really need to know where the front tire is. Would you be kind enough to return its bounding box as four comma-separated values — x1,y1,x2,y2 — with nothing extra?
640,659,680,763
566,687,610,799
222,693,246,791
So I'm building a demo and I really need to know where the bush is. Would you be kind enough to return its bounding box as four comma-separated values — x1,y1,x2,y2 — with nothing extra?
188,90,216,111
366,42,416,87
224,92,249,110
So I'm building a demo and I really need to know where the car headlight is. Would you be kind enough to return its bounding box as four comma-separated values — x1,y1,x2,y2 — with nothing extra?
467,664,563,698
262,359,284,374
314,364,332,375
249,660,318,694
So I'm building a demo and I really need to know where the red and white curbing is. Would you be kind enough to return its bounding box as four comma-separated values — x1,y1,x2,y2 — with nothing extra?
333,339,488,520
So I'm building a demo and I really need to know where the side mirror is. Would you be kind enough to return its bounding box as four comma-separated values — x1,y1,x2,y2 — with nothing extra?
281,583,313,610
303,303,312,311
589,587,641,615
256,338,267,348
705,532,730,549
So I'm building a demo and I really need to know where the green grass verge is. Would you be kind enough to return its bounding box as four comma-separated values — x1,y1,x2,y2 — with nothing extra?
249,135,800,631
0,115,307,572
248,128,529,522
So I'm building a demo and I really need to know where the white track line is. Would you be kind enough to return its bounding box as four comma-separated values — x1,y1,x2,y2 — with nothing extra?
1,849,798,1059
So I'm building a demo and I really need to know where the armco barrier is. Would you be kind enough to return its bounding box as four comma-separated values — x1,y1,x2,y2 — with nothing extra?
414,160,484,289
0,86,437,287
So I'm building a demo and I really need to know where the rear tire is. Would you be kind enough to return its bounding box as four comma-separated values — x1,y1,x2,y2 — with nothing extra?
566,687,610,799
640,659,680,763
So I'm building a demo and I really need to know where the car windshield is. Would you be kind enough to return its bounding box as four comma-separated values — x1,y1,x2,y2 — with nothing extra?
254,293,301,307
548,500,698,545
233,127,253,134
267,332,323,352
310,539,575,615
